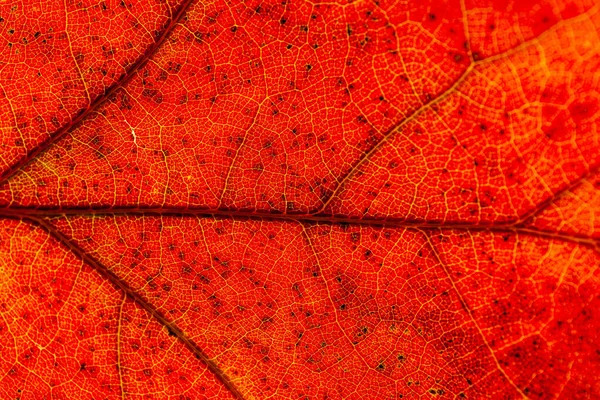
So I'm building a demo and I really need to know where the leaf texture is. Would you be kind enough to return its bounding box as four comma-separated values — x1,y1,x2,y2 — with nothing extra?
0,0,599,398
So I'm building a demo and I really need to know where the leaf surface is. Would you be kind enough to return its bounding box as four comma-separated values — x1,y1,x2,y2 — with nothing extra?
0,0,599,398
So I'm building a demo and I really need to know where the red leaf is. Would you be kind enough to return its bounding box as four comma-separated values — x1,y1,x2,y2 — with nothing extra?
0,0,599,398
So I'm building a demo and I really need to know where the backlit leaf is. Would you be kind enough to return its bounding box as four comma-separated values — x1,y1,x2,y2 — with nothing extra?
0,0,598,398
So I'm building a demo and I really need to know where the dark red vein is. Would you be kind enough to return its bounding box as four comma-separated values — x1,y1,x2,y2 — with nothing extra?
0,208,596,249
517,163,600,225
422,229,527,399
28,215,246,400
0,0,196,187
312,9,599,216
